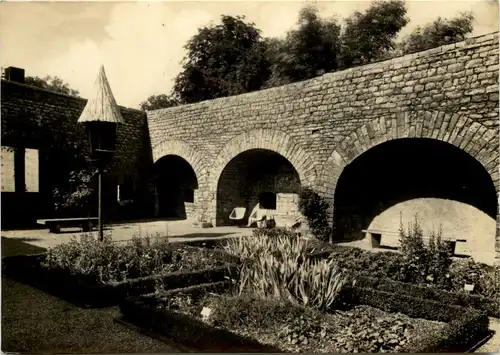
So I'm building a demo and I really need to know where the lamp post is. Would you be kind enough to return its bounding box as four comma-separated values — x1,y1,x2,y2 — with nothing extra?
78,65,124,241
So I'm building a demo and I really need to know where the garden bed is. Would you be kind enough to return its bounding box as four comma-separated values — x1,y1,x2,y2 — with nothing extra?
354,275,500,318
189,231,499,317
118,282,489,353
2,236,239,308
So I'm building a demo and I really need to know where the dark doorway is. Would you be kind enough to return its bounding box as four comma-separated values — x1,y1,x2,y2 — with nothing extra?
216,149,300,226
333,138,497,242
153,155,198,219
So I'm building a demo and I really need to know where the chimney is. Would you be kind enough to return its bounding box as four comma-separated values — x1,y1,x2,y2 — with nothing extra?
4,67,25,84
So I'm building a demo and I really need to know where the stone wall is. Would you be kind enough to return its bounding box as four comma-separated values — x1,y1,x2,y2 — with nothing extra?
1,80,152,228
148,32,499,227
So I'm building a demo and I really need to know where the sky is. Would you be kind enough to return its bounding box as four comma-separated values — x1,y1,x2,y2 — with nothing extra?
0,0,498,109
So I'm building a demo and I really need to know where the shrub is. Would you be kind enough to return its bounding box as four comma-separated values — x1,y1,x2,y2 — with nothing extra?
449,259,500,299
427,227,453,287
223,228,308,262
287,259,350,310
42,232,230,284
354,275,500,317
349,286,490,352
227,228,350,310
398,214,453,286
298,187,331,241
42,232,124,282
320,241,498,302
52,169,96,217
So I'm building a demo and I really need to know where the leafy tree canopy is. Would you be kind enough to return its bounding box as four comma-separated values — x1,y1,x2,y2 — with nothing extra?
24,75,80,97
173,15,271,104
339,0,409,68
139,94,180,111
399,12,474,55
265,6,341,87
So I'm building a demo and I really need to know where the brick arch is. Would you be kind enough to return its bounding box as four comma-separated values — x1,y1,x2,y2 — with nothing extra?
208,129,319,192
152,139,207,185
321,111,499,233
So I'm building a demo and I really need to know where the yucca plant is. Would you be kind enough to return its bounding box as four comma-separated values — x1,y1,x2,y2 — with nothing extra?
288,259,349,310
231,228,349,311
224,228,308,262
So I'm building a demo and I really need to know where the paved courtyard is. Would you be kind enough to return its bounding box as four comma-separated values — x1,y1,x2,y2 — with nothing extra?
1,219,253,251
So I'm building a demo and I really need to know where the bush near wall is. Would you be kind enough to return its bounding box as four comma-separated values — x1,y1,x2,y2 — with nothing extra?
298,187,331,241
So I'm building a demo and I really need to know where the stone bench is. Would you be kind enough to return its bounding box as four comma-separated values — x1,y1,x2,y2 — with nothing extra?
362,229,466,254
37,217,98,234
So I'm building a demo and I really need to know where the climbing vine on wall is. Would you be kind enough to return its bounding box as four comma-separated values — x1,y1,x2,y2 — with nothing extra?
298,186,331,242
52,169,97,217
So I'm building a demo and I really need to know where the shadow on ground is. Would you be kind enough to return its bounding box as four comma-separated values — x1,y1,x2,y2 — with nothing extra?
1,237,46,258
1,277,185,354
167,232,235,239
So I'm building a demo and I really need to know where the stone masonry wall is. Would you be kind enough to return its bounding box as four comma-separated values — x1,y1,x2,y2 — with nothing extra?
148,32,499,257
1,80,151,227
148,33,498,217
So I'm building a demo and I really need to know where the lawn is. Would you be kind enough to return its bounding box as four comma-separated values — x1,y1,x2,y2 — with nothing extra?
1,236,47,257
1,277,188,354
1,234,190,353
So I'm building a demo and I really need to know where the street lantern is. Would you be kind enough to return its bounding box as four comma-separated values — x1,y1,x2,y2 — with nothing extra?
78,65,124,241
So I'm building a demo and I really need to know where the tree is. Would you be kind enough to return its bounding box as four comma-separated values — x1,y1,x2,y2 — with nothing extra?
139,94,180,111
265,6,341,88
173,15,271,104
25,75,80,97
53,169,97,218
339,0,408,68
399,12,474,55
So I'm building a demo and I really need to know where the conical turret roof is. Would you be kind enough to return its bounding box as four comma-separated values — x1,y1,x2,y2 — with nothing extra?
78,65,124,124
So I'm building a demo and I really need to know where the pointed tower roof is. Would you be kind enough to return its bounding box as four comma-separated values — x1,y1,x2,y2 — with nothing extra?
78,65,124,124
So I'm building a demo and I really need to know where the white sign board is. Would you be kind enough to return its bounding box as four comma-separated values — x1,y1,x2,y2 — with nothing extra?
25,148,39,192
201,307,212,321
1,146,15,192
464,283,475,292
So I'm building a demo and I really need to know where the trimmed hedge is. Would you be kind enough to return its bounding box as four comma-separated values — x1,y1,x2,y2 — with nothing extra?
119,281,489,353
119,282,281,353
347,286,489,352
2,253,239,308
354,275,500,318
307,245,500,318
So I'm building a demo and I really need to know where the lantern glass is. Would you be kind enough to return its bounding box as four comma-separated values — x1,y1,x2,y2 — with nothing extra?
86,122,118,159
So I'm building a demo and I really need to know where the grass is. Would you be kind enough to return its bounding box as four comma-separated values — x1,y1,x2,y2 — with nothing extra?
1,278,186,354
1,234,189,354
1,236,47,257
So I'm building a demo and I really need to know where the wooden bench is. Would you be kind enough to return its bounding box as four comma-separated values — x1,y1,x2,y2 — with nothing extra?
362,229,466,255
37,217,98,234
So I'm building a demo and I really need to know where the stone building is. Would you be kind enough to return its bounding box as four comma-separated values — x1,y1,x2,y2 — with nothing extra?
147,32,499,262
1,68,153,228
1,32,499,261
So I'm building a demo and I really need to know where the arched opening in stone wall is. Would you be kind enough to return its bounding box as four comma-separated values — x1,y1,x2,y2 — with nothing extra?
333,138,497,262
216,148,301,226
153,155,198,220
